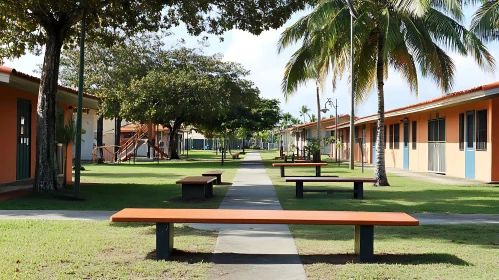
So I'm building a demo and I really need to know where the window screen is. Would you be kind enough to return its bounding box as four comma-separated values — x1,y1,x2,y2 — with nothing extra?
476,110,487,150
389,124,394,149
459,113,464,150
412,121,417,149
394,123,400,149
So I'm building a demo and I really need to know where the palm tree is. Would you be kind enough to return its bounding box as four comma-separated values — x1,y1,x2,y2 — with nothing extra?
278,0,494,186
471,1,499,40
310,114,317,122
299,105,311,123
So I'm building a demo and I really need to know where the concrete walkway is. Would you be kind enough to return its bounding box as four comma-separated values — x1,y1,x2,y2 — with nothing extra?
203,152,307,280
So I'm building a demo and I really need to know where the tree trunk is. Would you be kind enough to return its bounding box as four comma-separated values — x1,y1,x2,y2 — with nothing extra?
114,118,122,161
34,31,66,192
373,31,390,186
97,116,103,163
313,84,321,163
168,130,180,159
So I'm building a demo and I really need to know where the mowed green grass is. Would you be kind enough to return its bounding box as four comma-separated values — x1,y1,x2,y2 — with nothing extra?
261,151,499,214
292,224,499,280
0,220,217,279
1,151,242,210
262,151,499,279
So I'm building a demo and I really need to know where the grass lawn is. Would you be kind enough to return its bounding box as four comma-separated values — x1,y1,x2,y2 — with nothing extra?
292,224,499,279
260,151,499,214
0,220,218,279
1,151,242,210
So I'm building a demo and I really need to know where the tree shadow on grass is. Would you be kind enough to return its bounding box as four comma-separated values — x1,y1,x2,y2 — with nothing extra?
143,251,469,266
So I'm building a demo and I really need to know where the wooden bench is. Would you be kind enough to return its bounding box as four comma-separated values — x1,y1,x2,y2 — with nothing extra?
232,152,241,159
110,208,419,262
272,162,328,177
176,176,217,200
286,177,378,199
201,170,224,185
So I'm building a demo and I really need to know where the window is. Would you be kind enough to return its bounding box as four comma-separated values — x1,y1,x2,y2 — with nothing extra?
412,121,417,149
459,113,464,150
476,110,487,150
384,125,387,149
389,124,394,149
394,123,400,149
362,124,366,144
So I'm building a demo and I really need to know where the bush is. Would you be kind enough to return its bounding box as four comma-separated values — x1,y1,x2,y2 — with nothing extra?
250,144,261,150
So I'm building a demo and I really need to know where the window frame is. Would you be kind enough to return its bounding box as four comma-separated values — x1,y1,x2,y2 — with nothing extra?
412,121,417,150
459,113,464,151
476,110,487,151
394,123,400,149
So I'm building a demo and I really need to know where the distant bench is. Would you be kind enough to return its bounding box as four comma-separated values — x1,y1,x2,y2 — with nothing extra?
286,177,378,199
110,208,419,262
176,176,217,200
232,152,241,159
272,162,328,177
201,170,224,185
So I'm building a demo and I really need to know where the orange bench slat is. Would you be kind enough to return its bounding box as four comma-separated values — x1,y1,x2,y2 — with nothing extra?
176,176,217,184
110,208,419,226
272,163,328,167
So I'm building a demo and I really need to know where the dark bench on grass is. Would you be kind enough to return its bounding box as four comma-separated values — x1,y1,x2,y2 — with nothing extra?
110,208,419,262
176,176,217,200
286,177,378,199
232,152,241,159
272,162,328,177
201,170,224,185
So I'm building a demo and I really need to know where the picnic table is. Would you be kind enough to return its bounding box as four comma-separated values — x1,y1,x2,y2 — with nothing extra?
272,162,328,177
285,177,378,199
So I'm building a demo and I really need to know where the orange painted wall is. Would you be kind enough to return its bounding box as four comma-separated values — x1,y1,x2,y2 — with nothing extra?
491,98,499,182
337,98,494,181
0,84,37,183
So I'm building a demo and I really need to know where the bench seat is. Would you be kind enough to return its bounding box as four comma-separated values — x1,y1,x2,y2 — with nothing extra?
232,152,241,159
201,170,224,185
111,208,419,262
286,177,378,199
176,176,217,200
272,162,328,177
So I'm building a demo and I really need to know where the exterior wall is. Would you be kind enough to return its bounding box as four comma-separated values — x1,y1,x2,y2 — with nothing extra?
491,98,499,182
344,98,494,181
0,84,37,184
72,109,97,161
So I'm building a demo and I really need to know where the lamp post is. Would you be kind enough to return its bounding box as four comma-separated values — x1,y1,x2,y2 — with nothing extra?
345,0,357,170
320,98,338,164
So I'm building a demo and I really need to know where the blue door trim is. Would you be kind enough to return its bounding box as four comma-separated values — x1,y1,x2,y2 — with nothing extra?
465,111,475,179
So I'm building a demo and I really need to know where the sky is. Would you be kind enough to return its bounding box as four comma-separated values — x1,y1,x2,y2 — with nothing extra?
6,6,499,121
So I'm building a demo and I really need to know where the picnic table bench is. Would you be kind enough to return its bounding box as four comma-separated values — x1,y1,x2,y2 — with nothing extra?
176,176,217,200
232,152,241,159
110,208,419,262
286,177,378,199
201,170,224,185
272,162,328,177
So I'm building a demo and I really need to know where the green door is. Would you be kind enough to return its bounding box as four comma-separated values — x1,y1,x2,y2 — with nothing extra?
16,98,31,180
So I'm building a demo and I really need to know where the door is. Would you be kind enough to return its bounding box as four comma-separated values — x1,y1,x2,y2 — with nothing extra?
16,98,31,180
371,123,376,164
403,122,409,169
465,111,475,179
428,118,446,173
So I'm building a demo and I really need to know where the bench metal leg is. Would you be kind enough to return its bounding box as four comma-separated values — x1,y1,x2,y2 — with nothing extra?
354,182,364,199
295,182,304,199
280,166,285,177
182,184,205,200
205,182,213,198
316,166,321,177
156,223,174,260
354,225,374,263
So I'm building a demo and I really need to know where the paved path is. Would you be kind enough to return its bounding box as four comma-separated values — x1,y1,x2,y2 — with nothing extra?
204,152,307,280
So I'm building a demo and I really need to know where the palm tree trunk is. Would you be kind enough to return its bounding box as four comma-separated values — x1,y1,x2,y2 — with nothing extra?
373,31,390,186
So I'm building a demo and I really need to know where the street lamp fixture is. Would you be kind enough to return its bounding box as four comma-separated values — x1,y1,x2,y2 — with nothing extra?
323,98,339,165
